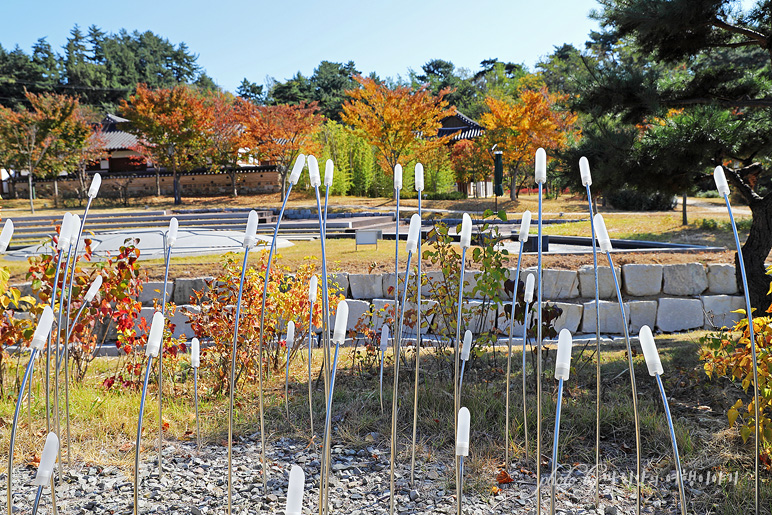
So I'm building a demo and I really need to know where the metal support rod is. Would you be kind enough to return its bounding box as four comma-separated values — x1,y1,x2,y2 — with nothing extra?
522,301,531,462
7,349,38,515
321,183,333,515
285,337,292,420
459,360,467,398
723,192,759,515
409,194,422,486
585,184,602,507
606,251,641,515
389,251,414,515
56,241,75,470
308,300,315,438
31,485,43,515
457,455,464,515
453,247,467,515
380,346,386,414
194,367,201,452
227,249,251,515
62,197,92,467
256,184,294,496
314,184,333,515
536,182,543,514
158,242,172,479
45,248,64,434
655,374,687,515
505,240,525,470
550,378,565,515
133,355,155,515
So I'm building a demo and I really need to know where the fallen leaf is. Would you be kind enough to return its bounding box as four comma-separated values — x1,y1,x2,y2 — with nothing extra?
496,469,514,484
119,443,134,452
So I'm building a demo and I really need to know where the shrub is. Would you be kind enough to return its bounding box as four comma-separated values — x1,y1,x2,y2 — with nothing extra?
606,188,677,211
184,253,344,394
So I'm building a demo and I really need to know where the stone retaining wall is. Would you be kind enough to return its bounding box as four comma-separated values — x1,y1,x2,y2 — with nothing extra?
10,262,744,340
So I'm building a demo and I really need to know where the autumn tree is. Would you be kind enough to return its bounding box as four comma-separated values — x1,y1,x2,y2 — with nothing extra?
450,139,490,196
202,92,243,196
479,79,578,200
341,75,456,188
238,101,323,198
121,84,210,204
0,90,88,212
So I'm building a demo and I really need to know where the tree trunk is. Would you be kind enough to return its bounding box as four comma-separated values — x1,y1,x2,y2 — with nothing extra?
28,173,35,214
230,170,238,197
77,167,86,205
738,197,772,312
280,169,287,200
173,167,181,205
53,177,59,208
509,171,517,201
155,169,161,196
682,193,687,225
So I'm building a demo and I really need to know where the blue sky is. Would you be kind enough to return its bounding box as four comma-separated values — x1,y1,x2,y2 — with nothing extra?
0,0,754,93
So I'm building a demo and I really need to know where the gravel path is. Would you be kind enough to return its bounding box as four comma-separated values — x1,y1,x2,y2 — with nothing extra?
5,431,694,515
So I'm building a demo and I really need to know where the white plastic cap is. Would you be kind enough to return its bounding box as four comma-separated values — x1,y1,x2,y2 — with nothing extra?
285,465,305,515
289,154,306,185
460,213,472,249
309,275,318,304
84,275,103,302
308,155,321,188
555,328,573,380
69,214,81,247
30,305,55,351
380,325,389,352
88,173,102,198
579,157,592,187
639,325,663,376
243,210,259,249
394,164,403,190
714,166,730,196
0,219,13,252
535,148,547,184
33,432,59,486
456,406,470,456
524,273,536,304
324,159,334,187
59,212,73,249
286,321,295,348
461,330,472,361
191,337,200,368
519,211,531,243
593,213,612,252
333,300,348,345
406,213,421,253
414,163,424,192
146,311,165,358
167,217,179,248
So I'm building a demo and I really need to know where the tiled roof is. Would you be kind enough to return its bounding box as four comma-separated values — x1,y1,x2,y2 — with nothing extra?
439,110,485,141
99,114,138,151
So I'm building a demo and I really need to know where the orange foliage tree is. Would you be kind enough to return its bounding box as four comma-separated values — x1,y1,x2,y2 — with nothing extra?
238,101,323,198
0,91,89,212
341,76,456,184
450,139,490,196
121,84,210,204
201,91,244,196
479,81,578,199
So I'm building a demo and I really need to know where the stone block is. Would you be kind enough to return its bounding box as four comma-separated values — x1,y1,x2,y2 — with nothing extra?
465,299,498,334
382,272,409,299
140,281,174,306
622,264,663,297
656,298,704,332
707,264,738,295
372,298,397,330
520,268,579,300
173,277,212,305
169,305,199,338
552,302,583,333
628,300,658,334
329,273,350,297
404,299,437,335
581,300,630,334
331,299,370,333
349,273,383,299
578,265,621,299
463,270,481,297
663,263,708,296
702,295,745,330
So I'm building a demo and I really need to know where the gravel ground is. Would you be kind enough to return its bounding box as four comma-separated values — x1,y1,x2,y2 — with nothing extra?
5,431,695,515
